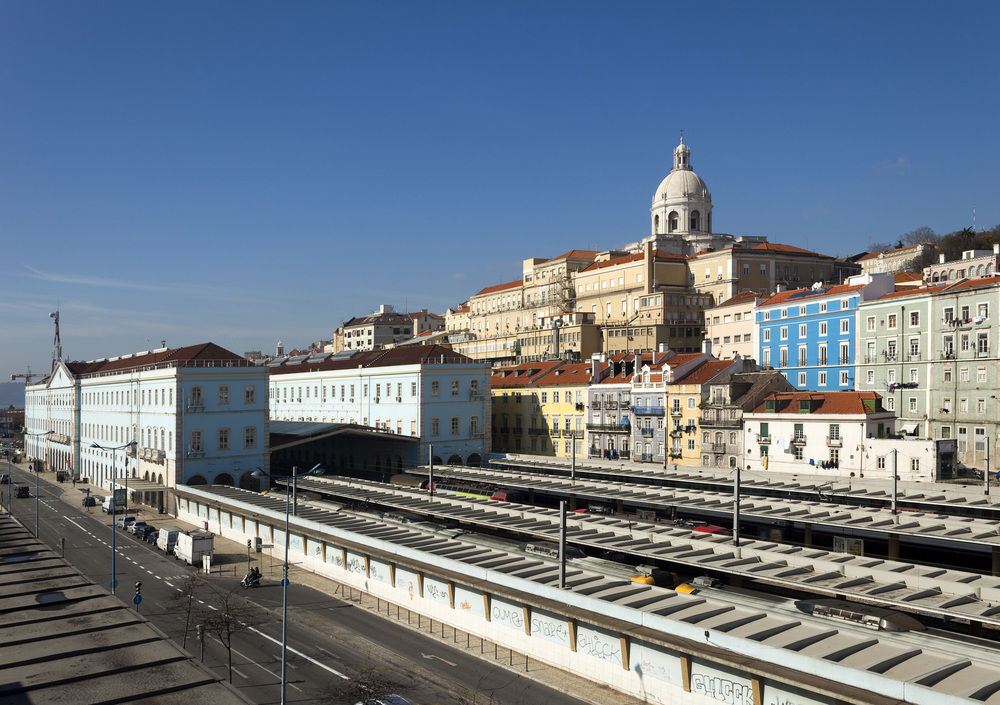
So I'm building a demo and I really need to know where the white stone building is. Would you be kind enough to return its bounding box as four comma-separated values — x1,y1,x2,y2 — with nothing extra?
268,345,490,466
24,343,269,493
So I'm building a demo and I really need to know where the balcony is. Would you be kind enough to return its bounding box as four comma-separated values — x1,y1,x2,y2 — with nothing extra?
620,401,631,410
711,442,728,453
633,406,666,415
186,448,205,458
640,428,654,437
826,436,843,447
839,357,851,365
757,434,771,444
605,401,619,410
908,353,921,362
790,435,807,445
591,401,602,410
186,400,204,412
671,409,682,416
586,423,631,433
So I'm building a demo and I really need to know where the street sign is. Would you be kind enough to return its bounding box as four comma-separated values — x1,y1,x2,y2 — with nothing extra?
132,594,142,605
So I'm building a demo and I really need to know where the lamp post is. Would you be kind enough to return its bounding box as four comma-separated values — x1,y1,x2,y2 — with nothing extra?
1,450,10,514
252,463,323,705
24,430,54,537
91,440,136,595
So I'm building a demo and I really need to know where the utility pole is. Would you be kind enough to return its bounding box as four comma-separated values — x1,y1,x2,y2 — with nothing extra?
428,444,434,500
733,463,741,547
571,439,576,483
892,449,898,515
558,500,567,589
985,437,991,497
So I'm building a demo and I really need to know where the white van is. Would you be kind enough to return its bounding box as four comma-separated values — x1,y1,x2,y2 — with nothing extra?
102,496,125,514
156,527,181,554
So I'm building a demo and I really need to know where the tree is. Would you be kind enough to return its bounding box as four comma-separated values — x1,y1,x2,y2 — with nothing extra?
901,226,938,246
168,573,201,649
201,587,257,683
324,666,404,703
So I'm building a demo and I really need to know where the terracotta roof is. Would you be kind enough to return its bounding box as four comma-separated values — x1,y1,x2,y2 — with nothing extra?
873,285,943,301
579,249,685,273
663,352,703,368
473,279,523,297
409,311,444,320
750,242,824,256
545,250,599,263
894,272,923,283
715,290,766,308
269,345,478,376
760,283,864,307
490,361,564,387
750,391,885,415
65,342,252,378
672,360,733,385
530,362,593,387
939,275,1000,293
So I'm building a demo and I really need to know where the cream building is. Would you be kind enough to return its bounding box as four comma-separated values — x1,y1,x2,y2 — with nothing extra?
857,242,934,276
703,291,765,360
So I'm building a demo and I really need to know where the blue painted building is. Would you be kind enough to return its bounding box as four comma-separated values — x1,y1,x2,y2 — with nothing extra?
755,275,893,391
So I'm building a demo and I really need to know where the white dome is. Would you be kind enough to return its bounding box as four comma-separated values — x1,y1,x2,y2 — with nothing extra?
653,169,710,204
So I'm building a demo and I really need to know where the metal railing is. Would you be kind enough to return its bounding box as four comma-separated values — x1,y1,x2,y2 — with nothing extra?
826,436,843,447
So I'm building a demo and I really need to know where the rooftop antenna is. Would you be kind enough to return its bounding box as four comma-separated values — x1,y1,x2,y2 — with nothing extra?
49,310,61,371
973,206,977,231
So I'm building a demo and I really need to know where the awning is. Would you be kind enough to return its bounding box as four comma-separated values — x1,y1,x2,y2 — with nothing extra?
899,422,920,434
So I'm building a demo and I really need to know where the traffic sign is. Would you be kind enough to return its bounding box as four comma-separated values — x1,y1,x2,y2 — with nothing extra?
132,594,142,605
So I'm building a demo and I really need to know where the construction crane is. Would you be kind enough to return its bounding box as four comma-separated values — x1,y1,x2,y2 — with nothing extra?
10,366,45,385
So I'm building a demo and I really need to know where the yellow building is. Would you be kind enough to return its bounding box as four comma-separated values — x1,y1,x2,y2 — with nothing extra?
665,360,735,467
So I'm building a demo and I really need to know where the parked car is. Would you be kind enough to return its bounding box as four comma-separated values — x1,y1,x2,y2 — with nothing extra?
14,485,30,498
82,495,97,507
128,520,148,535
115,515,137,530
142,525,159,543
0,473,9,485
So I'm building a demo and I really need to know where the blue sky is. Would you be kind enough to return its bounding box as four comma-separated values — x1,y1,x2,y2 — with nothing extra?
2,1,998,378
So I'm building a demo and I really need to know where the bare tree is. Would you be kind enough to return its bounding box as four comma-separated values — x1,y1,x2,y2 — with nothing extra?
168,573,201,649
324,666,405,703
201,587,257,683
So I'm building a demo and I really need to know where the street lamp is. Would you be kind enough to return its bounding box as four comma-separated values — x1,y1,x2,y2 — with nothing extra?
1,450,11,515
251,463,323,705
24,430,54,537
91,440,137,595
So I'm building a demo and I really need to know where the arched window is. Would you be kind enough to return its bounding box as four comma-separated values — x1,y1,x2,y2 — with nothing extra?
988,264,994,276
978,264,985,277
690,210,700,231
949,269,955,280
654,214,660,232
932,272,939,282
668,211,679,233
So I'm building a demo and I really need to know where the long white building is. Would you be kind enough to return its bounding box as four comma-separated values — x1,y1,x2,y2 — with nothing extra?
24,343,269,491
268,345,490,466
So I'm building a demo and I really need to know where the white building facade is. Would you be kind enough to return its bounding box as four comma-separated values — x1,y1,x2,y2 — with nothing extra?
24,343,269,491
268,345,490,466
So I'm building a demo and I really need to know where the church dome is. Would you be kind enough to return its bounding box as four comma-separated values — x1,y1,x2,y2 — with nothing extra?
653,169,710,204
649,136,713,237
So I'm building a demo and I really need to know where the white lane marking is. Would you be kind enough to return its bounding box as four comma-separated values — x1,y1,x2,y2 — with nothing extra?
145,569,154,575
229,644,303,692
207,604,218,611
232,666,249,680
65,518,89,533
246,626,348,680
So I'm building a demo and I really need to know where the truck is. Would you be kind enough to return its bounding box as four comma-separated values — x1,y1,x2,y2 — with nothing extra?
173,530,214,565
156,527,182,554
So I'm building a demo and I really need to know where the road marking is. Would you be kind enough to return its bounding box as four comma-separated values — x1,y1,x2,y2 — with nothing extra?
231,666,249,680
228,644,303,692
421,653,457,667
246,626,349,680
145,569,154,575
65,518,89,533
207,604,218,611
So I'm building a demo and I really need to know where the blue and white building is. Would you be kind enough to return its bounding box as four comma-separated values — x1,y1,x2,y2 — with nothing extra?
267,345,491,466
24,342,269,490
756,274,893,391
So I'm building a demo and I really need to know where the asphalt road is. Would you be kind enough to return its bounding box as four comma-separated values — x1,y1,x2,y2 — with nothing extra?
1,464,589,705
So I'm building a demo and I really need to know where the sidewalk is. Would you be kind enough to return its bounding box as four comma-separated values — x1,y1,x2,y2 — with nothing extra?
36,464,643,705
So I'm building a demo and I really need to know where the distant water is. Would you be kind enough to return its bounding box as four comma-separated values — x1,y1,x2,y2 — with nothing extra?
0,382,24,408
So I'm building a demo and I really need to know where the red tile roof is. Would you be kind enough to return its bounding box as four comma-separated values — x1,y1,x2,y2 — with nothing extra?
66,342,252,378
269,345,479,376
672,360,733,385
750,391,885,415
545,250,599,263
579,249,685,273
750,243,824,256
491,361,564,387
530,362,593,386
473,279,523,297
715,290,766,308
760,283,864,307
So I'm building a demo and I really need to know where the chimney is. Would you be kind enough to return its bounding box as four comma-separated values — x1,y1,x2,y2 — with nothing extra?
775,284,787,293
702,339,713,357
939,253,946,263
994,243,999,255
654,343,673,365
